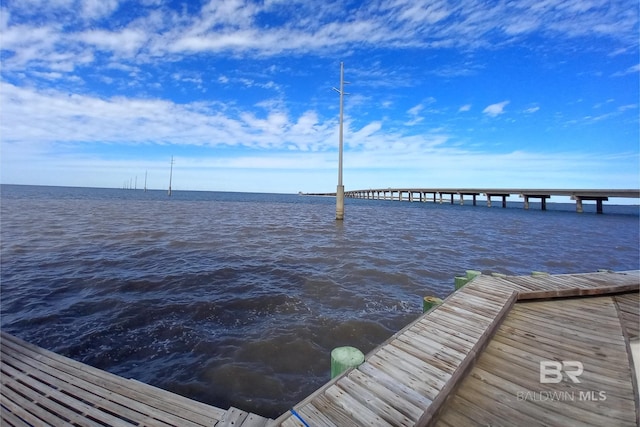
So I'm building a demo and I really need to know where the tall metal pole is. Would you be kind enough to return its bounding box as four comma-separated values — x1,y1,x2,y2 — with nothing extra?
168,156,173,196
335,62,346,220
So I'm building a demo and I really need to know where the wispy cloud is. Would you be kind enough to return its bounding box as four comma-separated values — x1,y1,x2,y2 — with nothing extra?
483,101,510,117
458,104,472,112
1,0,637,76
612,63,640,77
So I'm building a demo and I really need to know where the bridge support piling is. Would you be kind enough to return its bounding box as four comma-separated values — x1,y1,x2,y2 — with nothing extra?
330,188,633,214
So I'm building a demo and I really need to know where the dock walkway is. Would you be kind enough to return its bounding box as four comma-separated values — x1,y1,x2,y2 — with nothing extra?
2,270,638,426
273,270,639,426
1,332,271,427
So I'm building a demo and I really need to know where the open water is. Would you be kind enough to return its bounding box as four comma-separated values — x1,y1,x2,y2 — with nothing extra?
1,184,638,417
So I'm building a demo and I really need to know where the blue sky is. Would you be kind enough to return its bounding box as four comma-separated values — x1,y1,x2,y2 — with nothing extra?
1,0,638,193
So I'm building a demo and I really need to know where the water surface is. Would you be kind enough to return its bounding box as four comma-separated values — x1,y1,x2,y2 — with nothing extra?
1,185,638,417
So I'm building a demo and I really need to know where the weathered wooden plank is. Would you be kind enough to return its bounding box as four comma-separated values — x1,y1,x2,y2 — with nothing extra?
501,314,629,362
490,330,632,385
450,295,513,318
450,284,510,305
217,406,248,427
514,297,622,325
1,333,220,426
506,306,627,347
347,367,423,422
513,301,623,331
425,310,486,338
480,342,634,404
432,403,481,427
486,333,632,390
0,332,270,427
481,276,534,293
517,280,640,300
464,276,518,296
518,297,620,326
409,321,475,352
1,350,190,427
279,417,304,427
446,288,508,312
336,376,413,426
439,293,506,321
1,363,128,427
397,327,467,359
435,303,497,329
366,354,441,401
399,328,468,362
356,362,432,414
614,292,640,339
1,380,65,427
479,359,635,425
0,403,32,427
438,387,546,427
383,343,452,385
506,304,626,343
392,335,460,376
472,366,627,426
455,369,584,426
239,412,270,427
323,383,393,427
414,317,478,345
310,393,366,427
0,342,209,427
296,402,340,427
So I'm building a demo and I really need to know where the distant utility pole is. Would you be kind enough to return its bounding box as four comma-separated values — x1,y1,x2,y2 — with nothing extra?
168,156,174,196
333,62,348,220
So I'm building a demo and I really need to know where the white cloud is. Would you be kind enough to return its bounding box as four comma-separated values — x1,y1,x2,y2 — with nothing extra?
81,0,120,20
0,83,342,152
483,101,510,117
407,104,424,116
458,104,471,112
2,0,636,74
612,63,640,77
524,106,540,113
78,28,147,56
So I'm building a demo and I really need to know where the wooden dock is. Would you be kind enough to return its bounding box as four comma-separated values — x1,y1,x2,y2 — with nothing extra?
338,188,640,213
273,270,640,426
0,332,271,426
2,270,639,426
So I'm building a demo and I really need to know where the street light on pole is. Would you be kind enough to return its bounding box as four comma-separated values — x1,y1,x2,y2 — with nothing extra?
333,62,348,220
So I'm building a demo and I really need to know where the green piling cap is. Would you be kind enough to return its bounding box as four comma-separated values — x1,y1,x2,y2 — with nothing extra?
466,270,482,279
454,276,469,290
422,296,443,313
531,271,550,277
330,346,364,378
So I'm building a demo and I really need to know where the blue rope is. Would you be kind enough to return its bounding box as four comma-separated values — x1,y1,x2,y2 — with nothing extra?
290,408,310,427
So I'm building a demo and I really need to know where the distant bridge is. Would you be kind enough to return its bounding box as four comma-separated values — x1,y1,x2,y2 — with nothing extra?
302,188,640,214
